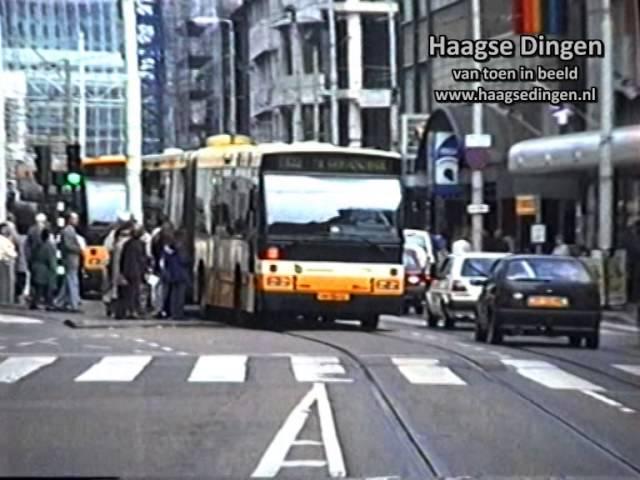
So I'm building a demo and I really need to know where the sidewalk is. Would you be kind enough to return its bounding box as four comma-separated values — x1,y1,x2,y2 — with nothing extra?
603,303,640,328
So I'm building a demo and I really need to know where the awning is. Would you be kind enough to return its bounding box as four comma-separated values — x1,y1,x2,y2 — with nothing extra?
508,124,640,174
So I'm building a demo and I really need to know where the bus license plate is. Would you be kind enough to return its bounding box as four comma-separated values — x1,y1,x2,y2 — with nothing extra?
527,296,569,308
317,292,350,302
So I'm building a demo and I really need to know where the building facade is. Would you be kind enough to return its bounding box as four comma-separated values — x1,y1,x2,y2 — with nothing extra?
0,0,130,170
231,0,399,149
401,0,596,251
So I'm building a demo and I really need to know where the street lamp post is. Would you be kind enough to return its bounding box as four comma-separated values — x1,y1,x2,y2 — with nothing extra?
191,16,236,135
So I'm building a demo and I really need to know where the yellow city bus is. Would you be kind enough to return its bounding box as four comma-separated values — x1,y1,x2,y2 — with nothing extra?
79,154,128,296
142,137,405,330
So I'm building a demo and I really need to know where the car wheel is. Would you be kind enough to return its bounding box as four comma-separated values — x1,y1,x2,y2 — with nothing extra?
442,301,455,330
585,331,599,349
361,314,379,331
474,319,487,342
569,335,582,348
487,310,503,345
414,303,424,315
425,301,438,328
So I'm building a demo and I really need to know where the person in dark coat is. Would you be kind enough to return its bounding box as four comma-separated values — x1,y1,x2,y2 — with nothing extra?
161,231,190,320
29,228,57,310
119,224,149,319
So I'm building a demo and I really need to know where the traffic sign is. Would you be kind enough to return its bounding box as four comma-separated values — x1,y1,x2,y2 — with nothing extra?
465,133,492,149
467,203,490,215
531,224,547,244
465,148,490,170
516,195,538,216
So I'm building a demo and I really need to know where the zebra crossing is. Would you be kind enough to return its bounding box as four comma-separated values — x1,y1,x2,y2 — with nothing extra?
0,354,639,391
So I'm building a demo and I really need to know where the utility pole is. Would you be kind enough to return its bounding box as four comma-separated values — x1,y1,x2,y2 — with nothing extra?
288,7,304,141
388,8,399,151
78,31,87,157
0,21,6,222
599,0,614,252
223,19,237,135
470,0,484,251
312,46,320,140
122,0,143,222
327,0,339,145
63,59,74,143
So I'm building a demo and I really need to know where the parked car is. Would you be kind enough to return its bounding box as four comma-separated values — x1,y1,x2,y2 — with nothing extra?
403,246,429,314
426,253,509,329
475,255,601,348
403,229,436,272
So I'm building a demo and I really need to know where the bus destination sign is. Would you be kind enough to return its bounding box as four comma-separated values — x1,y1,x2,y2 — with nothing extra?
268,155,399,174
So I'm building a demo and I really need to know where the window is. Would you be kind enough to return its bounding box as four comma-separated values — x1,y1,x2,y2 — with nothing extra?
505,258,593,284
461,258,500,278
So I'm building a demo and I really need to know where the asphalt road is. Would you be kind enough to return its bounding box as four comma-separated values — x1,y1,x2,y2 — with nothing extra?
1,307,640,479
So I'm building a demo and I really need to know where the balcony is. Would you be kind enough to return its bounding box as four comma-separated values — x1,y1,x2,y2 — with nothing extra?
249,22,280,61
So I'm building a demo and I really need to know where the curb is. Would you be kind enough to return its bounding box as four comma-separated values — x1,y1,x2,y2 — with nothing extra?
63,318,219,329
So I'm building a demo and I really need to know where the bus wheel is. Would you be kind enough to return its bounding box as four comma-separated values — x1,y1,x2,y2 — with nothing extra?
361,315,379,331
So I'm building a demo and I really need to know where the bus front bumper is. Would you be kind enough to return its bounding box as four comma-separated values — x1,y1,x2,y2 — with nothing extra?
258,292,403,319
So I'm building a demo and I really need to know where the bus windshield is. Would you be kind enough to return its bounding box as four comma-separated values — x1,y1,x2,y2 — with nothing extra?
85,179,127,226
264,173,402,236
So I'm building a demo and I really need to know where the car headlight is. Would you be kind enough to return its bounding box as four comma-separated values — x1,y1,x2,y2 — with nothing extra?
407,275,420,285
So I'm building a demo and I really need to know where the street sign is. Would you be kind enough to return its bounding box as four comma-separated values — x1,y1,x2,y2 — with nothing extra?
516,195,538,216
465,133,492,149
531,224,547,244
465,148,490,170
467,204,490,215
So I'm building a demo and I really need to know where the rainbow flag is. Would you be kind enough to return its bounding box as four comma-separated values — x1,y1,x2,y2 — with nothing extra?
513,0,567,35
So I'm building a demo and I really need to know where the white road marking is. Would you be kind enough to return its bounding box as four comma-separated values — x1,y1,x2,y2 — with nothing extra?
0,315,43,324
75,355,152,382
613,364,640,377
83,344,111,350
134,339,146,343
392,357,466,385
502,359,604,391
251,382,346,478
176,351,189,356
292,440,322,446
188,355,247,383
381,315,426,327
161,346,173,352
0,356,57,383
602,321,639,333
291,356,353,383
281,460,327,468
581,390,636,414
147,342,160,348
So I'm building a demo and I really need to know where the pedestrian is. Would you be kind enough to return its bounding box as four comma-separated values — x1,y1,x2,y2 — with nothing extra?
0,223,18,305
119,224,149,319
451,230,472,255
552,234,571,256
54,212,83,313
486,229,510,253
109,221,134,319
152,220,175,317
29,228,57,310
25,213,48,290
161,231,190,320
14,231,28,303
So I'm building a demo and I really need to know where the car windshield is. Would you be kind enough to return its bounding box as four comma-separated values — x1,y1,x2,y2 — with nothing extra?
85,179,127,226
403,250,419,268
264,173,402,237
505,258,593,283
405,233,427,250
461,258,499,277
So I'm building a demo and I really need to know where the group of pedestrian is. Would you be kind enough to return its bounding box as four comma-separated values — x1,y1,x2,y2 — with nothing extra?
0,211,84,311
103,213,190,320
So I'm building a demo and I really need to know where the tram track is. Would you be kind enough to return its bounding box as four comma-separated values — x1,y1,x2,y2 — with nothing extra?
283,330,443,479
375,328,640,477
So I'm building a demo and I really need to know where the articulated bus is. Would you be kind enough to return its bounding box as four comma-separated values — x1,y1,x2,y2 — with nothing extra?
142,136,405,330
78,155,128,296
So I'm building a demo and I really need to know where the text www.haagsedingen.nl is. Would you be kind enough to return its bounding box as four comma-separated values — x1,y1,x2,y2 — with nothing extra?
434,85,598,105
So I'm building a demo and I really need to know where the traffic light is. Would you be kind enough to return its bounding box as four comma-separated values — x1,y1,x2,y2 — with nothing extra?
34,145,52,186
65,143,83,188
